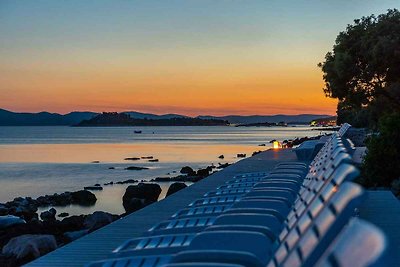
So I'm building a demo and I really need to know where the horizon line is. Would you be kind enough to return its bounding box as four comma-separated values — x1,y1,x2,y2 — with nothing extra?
1,107,335,118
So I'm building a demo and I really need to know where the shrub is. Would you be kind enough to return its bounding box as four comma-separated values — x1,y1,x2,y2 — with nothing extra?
361,113,400,187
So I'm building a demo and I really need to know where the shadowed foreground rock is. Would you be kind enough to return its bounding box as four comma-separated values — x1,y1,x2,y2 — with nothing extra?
122,183,162,214
0,211,121,266
2,234,57,265
40,208,56,222
166,183,187,197
0,216,25,230
123,198,145,214
63,229,88,242
83,211,117,232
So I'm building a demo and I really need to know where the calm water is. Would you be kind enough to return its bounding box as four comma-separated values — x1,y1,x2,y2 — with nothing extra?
0,126,324,215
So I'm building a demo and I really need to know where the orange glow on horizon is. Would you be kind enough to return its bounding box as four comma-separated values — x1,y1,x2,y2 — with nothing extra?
0,62,337,116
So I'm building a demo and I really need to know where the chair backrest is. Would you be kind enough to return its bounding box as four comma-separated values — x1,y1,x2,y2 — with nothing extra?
184,230,272,265
284,160,358,229
307,137,347,178
276,182,365,267
338,123,351,137
165,182,365,267
315,218,390,267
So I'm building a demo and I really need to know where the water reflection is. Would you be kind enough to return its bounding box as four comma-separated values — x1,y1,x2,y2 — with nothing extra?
0,126,327,215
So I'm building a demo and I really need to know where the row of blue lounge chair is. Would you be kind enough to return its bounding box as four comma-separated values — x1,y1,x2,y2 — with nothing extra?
87,123,390,267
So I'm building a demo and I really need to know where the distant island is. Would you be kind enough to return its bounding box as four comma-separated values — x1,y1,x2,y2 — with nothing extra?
0,108,332,126
75,112,229,126
236,121,288,127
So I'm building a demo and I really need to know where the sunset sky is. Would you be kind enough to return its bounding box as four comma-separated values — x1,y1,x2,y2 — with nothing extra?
1,0,398,116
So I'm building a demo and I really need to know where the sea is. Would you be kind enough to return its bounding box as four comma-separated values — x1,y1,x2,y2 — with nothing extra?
0,126,327,215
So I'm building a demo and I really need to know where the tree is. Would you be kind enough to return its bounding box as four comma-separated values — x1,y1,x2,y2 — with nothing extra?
318,9,400,128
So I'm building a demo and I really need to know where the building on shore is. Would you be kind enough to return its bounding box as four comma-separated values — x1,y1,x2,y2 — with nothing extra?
310,116,337,127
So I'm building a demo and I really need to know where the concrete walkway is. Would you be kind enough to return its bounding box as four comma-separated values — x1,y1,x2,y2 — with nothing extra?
27,149,302,267
359,190,400,264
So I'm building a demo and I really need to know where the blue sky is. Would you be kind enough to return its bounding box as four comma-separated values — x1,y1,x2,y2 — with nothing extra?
1,1,399,115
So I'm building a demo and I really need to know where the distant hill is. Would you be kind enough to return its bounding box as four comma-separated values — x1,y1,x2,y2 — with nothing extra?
123,111,188,120
0,109,97,126
0,109,186,126
0,108,331,126
197,114,331,124
76,112,229,126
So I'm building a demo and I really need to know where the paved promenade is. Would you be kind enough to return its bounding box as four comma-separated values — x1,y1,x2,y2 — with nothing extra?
27,149,303,266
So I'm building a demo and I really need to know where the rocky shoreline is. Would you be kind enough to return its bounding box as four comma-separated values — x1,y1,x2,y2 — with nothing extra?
0,160,230,266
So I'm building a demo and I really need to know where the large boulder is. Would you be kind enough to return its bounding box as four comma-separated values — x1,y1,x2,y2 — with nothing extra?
40,208,56,221
197,168,210,177
9,205,38,222
83,211,116,231
2,234,57,261
123,183,161,203
166,183,187,197
122,183,161,213
59,215,85,232
123,198,145,214
0,221,45,249
71,190,97,206
5,197,38,221
35,192,72,207
0,215,25,230
180,166,195,176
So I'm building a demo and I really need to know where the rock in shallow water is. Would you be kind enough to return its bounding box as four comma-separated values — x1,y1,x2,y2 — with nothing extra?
115,179,138,185
124,157,140,161
180,166,195,175
39,208,56,222
166,183,187,197
125,166,149,170
123,183,161,202
2,234,57,260
83,186,103,191
122,183,162,213
123,198,144,213
71,190,97,206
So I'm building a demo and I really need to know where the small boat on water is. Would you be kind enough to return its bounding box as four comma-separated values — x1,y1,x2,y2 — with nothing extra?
134,130,142,134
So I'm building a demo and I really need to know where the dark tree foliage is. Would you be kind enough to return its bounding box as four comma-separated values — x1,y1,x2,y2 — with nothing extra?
360,113,400,187
318,9,400,128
